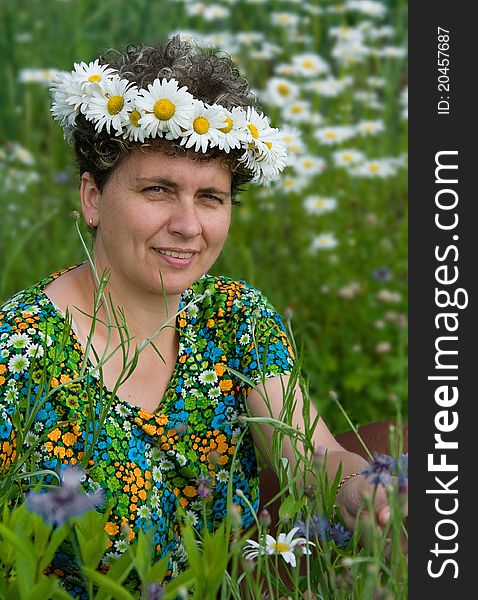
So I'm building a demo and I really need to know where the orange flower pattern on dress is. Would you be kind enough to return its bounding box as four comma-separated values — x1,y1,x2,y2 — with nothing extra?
0,266,294,588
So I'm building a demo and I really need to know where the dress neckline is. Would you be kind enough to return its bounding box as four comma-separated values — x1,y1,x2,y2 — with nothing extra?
36,264,184,419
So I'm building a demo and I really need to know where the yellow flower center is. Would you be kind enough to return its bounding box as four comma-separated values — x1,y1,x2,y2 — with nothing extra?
88,74,102,83
277,83,291,96
342,153,353,161
265,141,273,149
153,99,176,120
291,105,303,114
193,116,210,135
369,163,379,173
314,199,326,208
107,95,125,115
219,117,233,133
325,131,337,139
273,542,290,553
248,123,259,139
303,159,313,168
129,109,141,127
302,59,315,69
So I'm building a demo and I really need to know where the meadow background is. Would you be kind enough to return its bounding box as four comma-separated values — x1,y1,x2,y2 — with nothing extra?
0,0,408,435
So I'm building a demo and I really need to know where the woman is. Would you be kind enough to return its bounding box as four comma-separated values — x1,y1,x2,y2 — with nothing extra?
0,37,396,590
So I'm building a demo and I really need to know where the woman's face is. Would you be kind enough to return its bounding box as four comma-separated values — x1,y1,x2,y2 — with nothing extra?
82,149,233,300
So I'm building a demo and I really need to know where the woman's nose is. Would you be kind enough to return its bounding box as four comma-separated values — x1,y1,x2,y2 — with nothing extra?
167,200,203,239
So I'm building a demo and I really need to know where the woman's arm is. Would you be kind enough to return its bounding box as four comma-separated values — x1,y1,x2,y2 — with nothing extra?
247,375,397,529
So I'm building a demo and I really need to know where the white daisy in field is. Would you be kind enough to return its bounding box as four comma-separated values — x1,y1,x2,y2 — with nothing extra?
236,31,265,45
295,155,327,178
332,42,370,65
305,76,353,98
250,43,282,60
137,78,195,139
332,148,365,167
367,76,386,89
202,4,230,21
8,332,30,349
329,25,364,43
372,46,407,59
179,101,225,152
216,106,248,153
122,106,147,142
271,12,300,28
19,68,61,84
275,174,309,193
8,354,30,374
84,75,137,134
282,100,318,125
367,25,395,40
349,159,398,178
354,91,383,110
274,63,296,77
243,527,313,568
265,77,300,106
291,53,330,77
356,119,385,136
314,125,356,145
345,0,387,18
72,59,117,90
304,196,337,215
280,127,305,162
311,233,338,251
198,369,218,385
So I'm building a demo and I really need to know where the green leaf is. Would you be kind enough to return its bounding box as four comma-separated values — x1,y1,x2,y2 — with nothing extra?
23,576,57,600
146,556,170,585
94,550,134,600
278,494,305,521
38,524,69,572
82,567,136,600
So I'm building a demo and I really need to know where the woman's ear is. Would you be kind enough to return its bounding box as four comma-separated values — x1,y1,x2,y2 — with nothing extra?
80,172,100,228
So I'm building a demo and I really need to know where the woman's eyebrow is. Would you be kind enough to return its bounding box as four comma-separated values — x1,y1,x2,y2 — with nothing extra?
134,177,230,197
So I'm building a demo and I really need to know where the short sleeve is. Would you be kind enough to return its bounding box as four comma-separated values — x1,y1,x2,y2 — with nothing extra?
232,282,295,387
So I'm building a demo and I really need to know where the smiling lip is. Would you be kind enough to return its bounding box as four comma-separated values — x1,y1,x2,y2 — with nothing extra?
153,247,198,268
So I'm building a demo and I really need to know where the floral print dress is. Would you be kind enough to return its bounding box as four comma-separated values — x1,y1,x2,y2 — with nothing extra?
0,266,294,590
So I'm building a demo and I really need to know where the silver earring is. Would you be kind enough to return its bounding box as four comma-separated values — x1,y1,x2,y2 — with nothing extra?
88,217,95,228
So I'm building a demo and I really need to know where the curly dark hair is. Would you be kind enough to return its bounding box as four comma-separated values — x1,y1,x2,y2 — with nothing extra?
72,36,261,201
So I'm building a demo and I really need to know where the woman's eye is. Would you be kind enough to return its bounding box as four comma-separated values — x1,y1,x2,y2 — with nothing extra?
145,186,166,193
202,194,223,204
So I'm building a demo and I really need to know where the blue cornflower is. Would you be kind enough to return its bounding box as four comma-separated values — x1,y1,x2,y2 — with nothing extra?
25,465,104,526
329,522,352,546
395,452,408,492
294,513,329,541
362,452,395,488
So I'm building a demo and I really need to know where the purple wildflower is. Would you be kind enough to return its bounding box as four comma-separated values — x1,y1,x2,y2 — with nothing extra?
329,523,352,546
362,453,395,488
395,452,408,493
196,473,213,499
294,513,329,541
25,465,104,526
372,267,392,282
143,582,165,600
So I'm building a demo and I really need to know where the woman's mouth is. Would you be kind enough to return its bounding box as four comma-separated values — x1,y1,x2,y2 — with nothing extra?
153,247,197,267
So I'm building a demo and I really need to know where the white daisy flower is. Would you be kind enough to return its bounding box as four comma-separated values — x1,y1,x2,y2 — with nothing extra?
72,59,117,90
332,148,366,167
180,101,227,153
277,174,309,193
115,539,130,553
8,354,30,374
83,75,136,134
8,332,30,349
271,12,300,28
329,25,364,43
1,349,10,359
311,233,338,251
265,77,300,107
122,106,147,142
295,155,327,178
243,527,313,568
115,404,131,417
216,469,229,483
241,128,288,185
239,333,250,346
356,119,385,136
373,46,407,59
348,159,398,178
345,0,387,18
137,78,195,139
331,42,370,65
152,466,163,483
304,76,353,98
198,369,218,385
24,431,39,446
282,100,319,125
314,125,357,146
291,53,330,77
50,71,82,126
243,107,271,145
304,196,337,215
208,387,222,399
